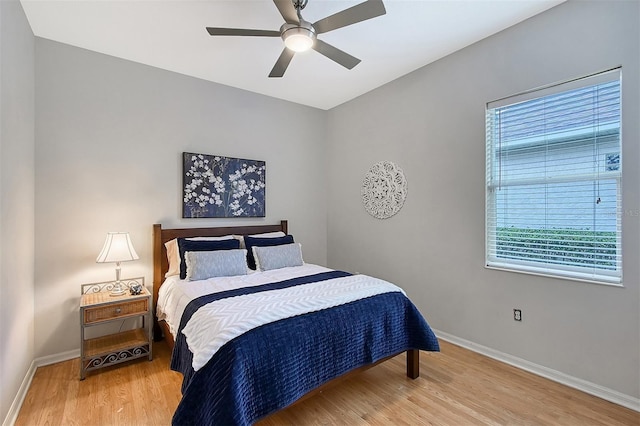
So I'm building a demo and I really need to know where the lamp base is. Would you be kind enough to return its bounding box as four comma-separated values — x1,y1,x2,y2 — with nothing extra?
110,281,128,297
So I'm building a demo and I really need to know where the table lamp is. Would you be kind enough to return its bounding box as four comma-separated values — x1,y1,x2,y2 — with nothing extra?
96,232,139,296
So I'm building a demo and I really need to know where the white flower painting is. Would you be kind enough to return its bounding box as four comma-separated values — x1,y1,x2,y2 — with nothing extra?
183,152,266,218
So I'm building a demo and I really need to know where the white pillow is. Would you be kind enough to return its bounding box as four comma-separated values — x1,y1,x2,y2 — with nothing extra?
188,236,237,241
164,235,236,277
253,243,304,271
184,249,248,281
249,231,286,238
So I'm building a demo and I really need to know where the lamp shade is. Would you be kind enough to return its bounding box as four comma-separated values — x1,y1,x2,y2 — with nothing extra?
96,232,139,263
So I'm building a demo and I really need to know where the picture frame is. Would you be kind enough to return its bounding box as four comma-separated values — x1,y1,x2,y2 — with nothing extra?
183,152,266,218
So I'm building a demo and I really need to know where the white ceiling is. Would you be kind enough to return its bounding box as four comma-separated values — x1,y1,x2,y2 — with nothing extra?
20,0,564,110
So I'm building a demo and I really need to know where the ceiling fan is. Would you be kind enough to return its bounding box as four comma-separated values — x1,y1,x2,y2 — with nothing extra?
206,0,386,78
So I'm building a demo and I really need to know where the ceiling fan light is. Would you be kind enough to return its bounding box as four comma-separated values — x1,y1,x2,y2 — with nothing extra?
283,27,315,52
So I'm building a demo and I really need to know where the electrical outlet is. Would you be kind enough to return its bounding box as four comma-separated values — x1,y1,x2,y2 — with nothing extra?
513,309,522,321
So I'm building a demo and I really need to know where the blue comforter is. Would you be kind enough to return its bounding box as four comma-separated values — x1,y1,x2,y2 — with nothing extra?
170,271,439,425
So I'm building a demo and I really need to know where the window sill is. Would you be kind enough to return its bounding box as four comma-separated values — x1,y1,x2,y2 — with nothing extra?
485,263,623,288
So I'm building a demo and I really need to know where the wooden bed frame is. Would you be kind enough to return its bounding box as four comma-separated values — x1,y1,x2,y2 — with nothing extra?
152,220,420,385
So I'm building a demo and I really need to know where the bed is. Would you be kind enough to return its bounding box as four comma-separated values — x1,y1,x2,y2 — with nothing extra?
153,221,439,425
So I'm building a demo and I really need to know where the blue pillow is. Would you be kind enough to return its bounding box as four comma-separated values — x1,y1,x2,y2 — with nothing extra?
243,235,294,270
177,238,240,279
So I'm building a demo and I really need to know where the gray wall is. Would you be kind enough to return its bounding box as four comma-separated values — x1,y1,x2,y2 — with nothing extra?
34,39,327,358
0,0,35,421
326,0,639,399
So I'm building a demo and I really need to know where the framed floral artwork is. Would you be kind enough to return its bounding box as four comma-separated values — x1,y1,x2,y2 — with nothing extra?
183,152,266,218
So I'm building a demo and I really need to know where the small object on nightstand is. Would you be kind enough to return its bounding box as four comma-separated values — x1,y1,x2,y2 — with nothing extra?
79,278,152,380
129,282,143,295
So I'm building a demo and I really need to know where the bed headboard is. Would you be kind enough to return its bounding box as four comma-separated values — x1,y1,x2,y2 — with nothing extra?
152,220,288,340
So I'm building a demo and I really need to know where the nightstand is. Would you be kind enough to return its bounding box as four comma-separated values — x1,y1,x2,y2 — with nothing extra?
79,278,152,380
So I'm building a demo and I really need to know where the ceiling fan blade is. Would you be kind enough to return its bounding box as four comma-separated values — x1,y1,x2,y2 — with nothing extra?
313,0,386,34
269,48,296,78
273,0,300,24
312,39,361,69
206,27,281,37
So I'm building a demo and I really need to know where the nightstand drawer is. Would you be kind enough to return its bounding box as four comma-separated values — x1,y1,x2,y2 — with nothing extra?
83,299,148,324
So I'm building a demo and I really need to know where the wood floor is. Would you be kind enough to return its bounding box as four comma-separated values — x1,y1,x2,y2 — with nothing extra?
16,340,639,425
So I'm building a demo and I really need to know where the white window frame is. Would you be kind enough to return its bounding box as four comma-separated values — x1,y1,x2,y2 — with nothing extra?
485,69,622,286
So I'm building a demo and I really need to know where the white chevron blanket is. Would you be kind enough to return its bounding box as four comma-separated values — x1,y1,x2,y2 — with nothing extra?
159,264,335,337
181,270,404,371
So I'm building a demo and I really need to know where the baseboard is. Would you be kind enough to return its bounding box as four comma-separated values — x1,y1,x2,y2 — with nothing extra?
34,348,80,368
1,361,35,426
2,349,80,426
433,329,640,413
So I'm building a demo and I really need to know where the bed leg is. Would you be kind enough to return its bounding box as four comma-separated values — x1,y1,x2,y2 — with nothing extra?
153,321,163,342
407,349,419,379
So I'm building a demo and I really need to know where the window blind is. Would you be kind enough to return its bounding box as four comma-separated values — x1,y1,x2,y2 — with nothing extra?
485,69,622,285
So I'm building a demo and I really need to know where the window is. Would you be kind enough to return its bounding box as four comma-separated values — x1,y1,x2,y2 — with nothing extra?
485,69,622,285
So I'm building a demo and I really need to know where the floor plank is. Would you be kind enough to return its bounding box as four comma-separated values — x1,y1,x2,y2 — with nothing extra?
15,340,639,425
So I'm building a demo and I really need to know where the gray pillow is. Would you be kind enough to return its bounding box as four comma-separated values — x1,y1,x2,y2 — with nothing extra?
185,249,247,280
253,243,304,271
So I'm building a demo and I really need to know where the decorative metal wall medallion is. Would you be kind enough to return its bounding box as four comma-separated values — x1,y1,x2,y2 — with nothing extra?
361,161,408,219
